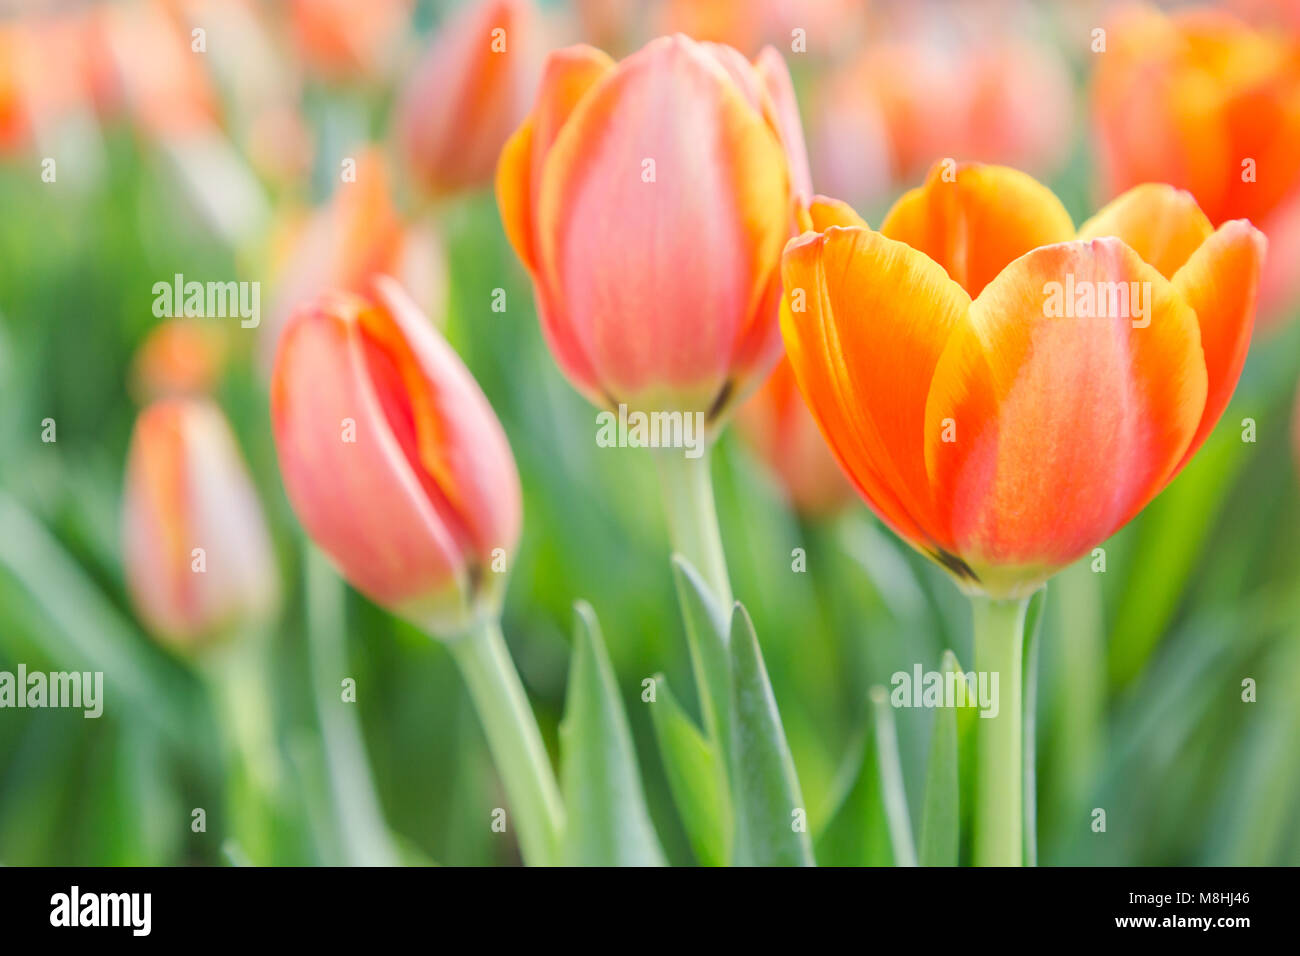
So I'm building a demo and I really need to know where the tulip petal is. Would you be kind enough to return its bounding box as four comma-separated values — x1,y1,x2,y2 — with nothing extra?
1077,183,1213,278
754,45,812,202
272,293,468,610
881,162,1075,297
781,227,971,550
1171,219,1267,467
536,35,790,410
925,238,1208,586
365,278,523,567
497,44,616,274
796,194,868,233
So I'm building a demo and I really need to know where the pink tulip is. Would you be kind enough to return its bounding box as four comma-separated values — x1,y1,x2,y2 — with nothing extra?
123,397,278,648
399,0,540,196
271,277,521,636
497,34,809,423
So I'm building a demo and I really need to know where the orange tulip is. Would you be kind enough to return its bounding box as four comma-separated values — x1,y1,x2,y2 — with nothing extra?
123,397,278,648
1092,5,1300,319
781,162,1267,598
271,277,521,636
131,317,229,401
399,0,540,196
497,34,810,423
261,149,446,369
285,0,411,83
812,35,1072,208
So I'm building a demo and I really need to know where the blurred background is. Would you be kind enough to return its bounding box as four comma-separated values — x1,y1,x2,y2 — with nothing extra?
1,0,1298,866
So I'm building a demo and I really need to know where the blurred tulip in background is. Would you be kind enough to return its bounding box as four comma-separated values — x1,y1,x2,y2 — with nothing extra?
122,396,278,649
1092,4,1300,321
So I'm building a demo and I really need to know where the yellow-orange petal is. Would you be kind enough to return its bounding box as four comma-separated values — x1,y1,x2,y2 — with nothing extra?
795,194,868,233
1077,183,1214,278
780,226,970,550
496,44,615,273
925,238,1208,591
880,161,1075,297
1171,219,1267,467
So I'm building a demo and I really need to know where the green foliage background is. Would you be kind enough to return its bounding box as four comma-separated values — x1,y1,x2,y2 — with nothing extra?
1,0,1298,866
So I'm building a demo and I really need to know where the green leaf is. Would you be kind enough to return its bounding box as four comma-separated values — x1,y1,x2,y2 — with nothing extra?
648,673,730,866
559,602,666,866
814,719,893,866
870,687,917,866
728,603,814,866
0,492,195,748
1108,426,1246,688
919,653,960,867
1022,586,1047,867
670,554,732,766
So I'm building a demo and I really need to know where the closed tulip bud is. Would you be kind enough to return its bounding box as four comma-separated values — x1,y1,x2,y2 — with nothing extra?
782,162,1267,598
123,397,278,649
497,34,810,427
130,317,228,401
1092,5,1300,321
271,277,521,637
399,0,540,196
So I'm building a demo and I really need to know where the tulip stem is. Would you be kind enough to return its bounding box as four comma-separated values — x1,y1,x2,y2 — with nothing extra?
971,595,1030,866
203,635,282,865
654,447,734,610
449,617,565,867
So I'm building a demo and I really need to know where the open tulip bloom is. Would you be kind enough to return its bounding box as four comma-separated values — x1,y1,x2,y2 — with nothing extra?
781,160,1266,864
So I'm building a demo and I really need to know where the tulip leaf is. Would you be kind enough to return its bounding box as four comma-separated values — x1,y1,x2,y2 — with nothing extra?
870,687,917,866
919,657,960,867
669,554,732,767
814,719,893,866
648,672,730,866
728,603,814,866
1022,586,1047,867
559,601,666,866
1108,425,1246,688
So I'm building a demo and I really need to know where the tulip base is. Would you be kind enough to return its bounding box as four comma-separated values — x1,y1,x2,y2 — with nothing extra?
971,595,1030,866
448,617,565,867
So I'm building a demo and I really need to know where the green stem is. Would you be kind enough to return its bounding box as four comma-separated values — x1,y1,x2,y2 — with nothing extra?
654,446,733,610
971,595,1029,866
203,636,281,865
305,549,399,866
448,617,565,866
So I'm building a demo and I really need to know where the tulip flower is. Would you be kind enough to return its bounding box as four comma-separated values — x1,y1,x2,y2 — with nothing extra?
498,34,810,606
812,35,1072,209
399,0,540,197
261,149,446,369
123,396,278,648
1092,5,1300,321
781,161,1267,865
285,0,411,84
270,276,562,865
130,317,229,401
123,396,283,859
